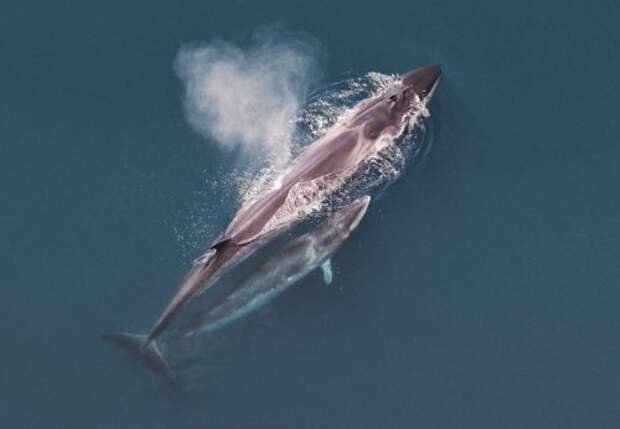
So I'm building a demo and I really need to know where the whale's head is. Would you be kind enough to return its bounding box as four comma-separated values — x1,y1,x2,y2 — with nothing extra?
352,64,441,139
331,195,371,235
316,195,372,252
401,64,441,101
386,64,441,127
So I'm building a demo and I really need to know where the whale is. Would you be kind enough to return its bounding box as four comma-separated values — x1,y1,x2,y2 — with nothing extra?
106,64,441,362
178,195,371,338
140,64,441,348
104,196,371,381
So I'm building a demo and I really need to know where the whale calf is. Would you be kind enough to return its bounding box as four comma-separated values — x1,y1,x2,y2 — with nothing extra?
178,195,371,337
105,196,371,381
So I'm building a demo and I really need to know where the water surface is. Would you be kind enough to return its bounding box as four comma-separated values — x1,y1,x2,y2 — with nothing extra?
2,0,620,427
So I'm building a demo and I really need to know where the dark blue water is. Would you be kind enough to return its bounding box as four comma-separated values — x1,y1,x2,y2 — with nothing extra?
3,1,620,427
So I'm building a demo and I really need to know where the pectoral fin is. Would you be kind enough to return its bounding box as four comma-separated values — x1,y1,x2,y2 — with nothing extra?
321,259,333,285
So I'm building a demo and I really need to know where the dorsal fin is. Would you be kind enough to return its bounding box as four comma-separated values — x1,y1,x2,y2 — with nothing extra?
210,238,232,251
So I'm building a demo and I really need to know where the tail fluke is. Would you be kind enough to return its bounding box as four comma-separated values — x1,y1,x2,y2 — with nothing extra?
142,248,221,350
102,332,176,383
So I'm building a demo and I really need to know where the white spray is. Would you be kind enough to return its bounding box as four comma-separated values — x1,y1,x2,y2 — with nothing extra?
174,28,321,168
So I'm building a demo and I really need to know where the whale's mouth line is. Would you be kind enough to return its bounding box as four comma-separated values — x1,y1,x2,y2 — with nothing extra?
394,94,432,139
425,75,441,102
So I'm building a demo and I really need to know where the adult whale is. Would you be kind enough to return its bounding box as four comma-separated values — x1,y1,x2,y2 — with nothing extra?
140,64,441,347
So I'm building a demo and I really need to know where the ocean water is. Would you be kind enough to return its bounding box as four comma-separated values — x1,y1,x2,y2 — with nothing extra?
2,1,620,428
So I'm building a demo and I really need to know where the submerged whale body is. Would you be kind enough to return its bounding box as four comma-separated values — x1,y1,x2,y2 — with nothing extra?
178,195,371,338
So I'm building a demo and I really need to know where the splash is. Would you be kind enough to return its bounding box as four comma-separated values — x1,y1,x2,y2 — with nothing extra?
174,28,321,167
238,72,399,200
250,72,433,226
